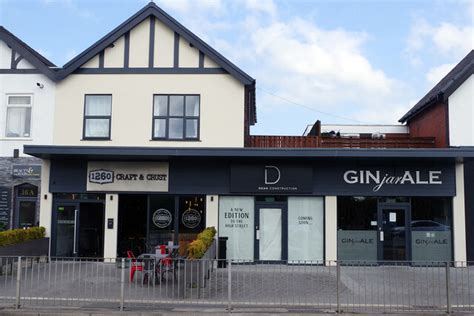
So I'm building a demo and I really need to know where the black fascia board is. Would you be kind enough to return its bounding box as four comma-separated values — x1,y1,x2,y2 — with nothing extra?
399,50,474,123
0,26,57,81
56,2,255,86
23,145,474,159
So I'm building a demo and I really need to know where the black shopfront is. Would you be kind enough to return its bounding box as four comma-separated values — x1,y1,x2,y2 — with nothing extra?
24,146,472,262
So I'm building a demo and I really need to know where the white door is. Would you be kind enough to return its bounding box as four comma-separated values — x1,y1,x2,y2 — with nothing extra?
259,208,282,260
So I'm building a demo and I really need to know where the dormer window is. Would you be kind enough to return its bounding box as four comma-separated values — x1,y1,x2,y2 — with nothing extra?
152,95,200,140
5,95,32,138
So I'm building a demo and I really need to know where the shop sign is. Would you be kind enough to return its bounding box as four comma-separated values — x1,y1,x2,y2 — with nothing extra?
343,170,443,192
86,162,169,192
12,165,41,178
152,209,172,228
0,187,11,231
182,209,201,229
230,164,312,193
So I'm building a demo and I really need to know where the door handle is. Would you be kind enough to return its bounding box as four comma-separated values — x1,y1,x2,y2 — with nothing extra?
379,231,384,242
73,209,78,254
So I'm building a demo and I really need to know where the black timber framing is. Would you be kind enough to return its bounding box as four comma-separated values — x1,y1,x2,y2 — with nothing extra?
0,26,57,81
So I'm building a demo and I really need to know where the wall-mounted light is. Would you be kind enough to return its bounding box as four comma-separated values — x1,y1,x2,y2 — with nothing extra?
13,149,19,158
44,194,48,200
210,196,214,202
110,195,113,201
36,82,44,89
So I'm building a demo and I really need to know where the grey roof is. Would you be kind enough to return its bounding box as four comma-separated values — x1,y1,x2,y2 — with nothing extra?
400,50,474,123
0,26,57,80
56,2,256,124
23,145,474,160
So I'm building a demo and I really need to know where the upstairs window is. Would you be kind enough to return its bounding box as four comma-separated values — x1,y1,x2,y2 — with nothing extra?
83,95,112,140
153,95,200,140
5,95,32,138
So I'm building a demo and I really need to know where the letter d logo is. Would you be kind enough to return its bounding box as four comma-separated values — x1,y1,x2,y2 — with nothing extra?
265,165,281,185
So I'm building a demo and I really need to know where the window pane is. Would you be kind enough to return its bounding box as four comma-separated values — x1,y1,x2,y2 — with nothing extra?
169,96,184,116
153,96,168,116
411,197,452,261
6,107,31,137
19,201,36,228
8,96,31,105
185,119,198,138
219,196,255,260
153,119,167,138
337,197,378,261
85,95,111,116
169,118,183,139
85,118,109,138
288,197,324,261
185,96,199,116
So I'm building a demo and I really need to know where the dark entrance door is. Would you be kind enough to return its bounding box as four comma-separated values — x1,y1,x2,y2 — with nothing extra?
254,203,287,261
53,202,104,257
378,206,410,261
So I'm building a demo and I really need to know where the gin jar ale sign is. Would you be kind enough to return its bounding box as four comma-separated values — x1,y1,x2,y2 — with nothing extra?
87,161,169,192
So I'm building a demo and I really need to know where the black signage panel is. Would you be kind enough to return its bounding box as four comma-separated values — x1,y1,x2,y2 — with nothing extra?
313,162,456,197
12,165,41,178
0,187,11,230
231,164,313,194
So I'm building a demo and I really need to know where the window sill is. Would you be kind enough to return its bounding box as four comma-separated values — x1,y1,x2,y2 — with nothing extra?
81,138,112,141
0,137,33,141
150,139,201,142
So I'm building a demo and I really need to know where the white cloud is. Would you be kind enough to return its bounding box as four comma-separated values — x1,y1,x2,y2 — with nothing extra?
406,17,473,65
242,0,277,16
426,63,456,85
156,0,223,14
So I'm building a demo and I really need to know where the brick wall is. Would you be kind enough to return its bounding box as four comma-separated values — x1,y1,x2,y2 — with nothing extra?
407,102,448,148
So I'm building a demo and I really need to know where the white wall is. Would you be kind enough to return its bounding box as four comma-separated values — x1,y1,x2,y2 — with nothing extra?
0,73,56,156
54,74,245,147
449,75,474,146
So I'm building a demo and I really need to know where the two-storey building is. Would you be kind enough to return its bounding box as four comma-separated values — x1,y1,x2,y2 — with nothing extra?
0,27,56,231
24,3,473,263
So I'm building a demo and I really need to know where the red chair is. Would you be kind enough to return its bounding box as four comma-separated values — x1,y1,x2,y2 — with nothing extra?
127,250,143,282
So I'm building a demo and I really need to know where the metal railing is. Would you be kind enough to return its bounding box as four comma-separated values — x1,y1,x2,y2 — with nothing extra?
0,257,472,313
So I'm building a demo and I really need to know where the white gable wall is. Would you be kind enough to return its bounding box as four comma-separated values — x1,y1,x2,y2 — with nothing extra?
104,36,124,68
129,18,150,67
82,54,99,68
0,41,11,69
179,37,199,67
154,19,174,67
448,75,474,146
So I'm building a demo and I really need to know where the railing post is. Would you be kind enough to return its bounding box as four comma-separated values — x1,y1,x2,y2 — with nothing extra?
446,261,451,314
336,260,340,313
120,258,125,312
15,256,21,309
227,260,232,313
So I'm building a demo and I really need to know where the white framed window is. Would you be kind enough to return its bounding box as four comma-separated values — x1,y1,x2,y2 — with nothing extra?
5,95,32,138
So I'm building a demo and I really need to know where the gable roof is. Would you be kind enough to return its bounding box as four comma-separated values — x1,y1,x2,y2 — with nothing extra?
400,50,474,123
0,26,57,81
56,2,256,124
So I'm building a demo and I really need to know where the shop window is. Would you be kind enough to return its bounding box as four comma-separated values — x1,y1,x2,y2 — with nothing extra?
148,195,175,248
83,95,112,139
219,196,254,261
337,197,378,261
288,197,324,262
152,95,200,140
178,196,205,254
411,197,452,261
5,95,32,138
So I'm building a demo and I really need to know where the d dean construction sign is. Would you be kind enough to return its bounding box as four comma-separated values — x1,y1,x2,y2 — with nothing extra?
86,162,168,192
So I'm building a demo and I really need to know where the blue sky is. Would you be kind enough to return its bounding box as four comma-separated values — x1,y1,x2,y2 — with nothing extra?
1,0,472,135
